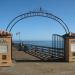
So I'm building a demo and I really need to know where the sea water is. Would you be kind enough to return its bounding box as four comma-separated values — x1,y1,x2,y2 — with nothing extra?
23,41,52,47
14,40,64,48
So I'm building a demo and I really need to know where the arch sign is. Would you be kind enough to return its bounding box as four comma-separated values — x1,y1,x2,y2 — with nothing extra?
6,8,70,34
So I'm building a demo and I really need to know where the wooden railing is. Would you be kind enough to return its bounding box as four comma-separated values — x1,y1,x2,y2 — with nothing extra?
13,43,65,61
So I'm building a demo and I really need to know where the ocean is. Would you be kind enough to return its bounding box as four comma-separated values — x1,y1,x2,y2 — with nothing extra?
14,40,64,48
23,41,52,47
14,41,52,47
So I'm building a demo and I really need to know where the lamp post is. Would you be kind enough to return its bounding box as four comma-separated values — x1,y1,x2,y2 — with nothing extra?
16,32,21,42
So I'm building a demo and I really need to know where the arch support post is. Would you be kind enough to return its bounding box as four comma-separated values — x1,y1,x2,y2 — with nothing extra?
0,31,13,66
63,33,75,62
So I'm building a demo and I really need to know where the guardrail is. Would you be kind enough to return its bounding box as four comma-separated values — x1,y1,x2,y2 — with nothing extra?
13,43,65,61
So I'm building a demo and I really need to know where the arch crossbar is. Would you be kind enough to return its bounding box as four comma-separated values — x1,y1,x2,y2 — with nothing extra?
6,9,70,34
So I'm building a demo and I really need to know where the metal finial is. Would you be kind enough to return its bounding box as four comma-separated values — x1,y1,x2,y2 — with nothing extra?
40,7,42,11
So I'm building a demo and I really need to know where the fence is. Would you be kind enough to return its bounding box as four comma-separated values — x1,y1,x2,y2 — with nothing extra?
13,34,65,61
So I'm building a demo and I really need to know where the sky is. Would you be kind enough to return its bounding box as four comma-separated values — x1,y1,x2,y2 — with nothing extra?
0,0,75,40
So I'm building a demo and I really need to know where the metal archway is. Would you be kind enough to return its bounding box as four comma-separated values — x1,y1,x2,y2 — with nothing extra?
6,8,70,34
